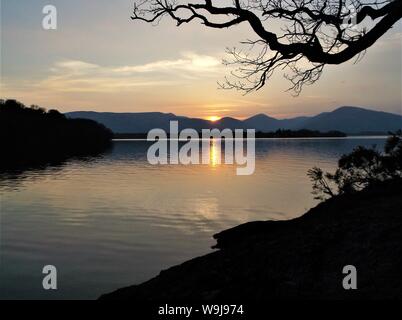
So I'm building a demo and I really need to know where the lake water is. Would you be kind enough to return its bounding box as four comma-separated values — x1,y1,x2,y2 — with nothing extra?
0,137,386,299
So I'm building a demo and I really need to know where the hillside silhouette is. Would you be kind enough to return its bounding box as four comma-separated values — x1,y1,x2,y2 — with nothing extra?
0,99,113,169
67,106,402,134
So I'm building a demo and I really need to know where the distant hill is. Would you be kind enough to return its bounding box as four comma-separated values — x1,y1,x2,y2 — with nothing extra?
243,113,310,131
66,106,402,134
214,117,246,130
66,111,212,133
295,106,402,134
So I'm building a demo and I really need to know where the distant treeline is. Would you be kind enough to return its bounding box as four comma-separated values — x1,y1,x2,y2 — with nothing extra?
114,129,346,139
255,129,346,138
0,99,113,168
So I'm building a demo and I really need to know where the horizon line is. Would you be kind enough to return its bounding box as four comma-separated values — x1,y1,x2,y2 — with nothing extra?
64,105,402,122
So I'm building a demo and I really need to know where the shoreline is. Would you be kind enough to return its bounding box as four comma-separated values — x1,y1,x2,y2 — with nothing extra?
113,135,388,141
101,178,402,300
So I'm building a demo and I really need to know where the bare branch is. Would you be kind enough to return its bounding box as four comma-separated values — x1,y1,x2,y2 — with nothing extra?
131,0,402,93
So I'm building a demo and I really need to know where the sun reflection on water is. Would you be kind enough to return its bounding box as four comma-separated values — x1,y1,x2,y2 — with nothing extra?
209,139,220,167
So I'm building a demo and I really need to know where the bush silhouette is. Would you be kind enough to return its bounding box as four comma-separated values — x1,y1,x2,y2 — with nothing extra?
308,131,402,200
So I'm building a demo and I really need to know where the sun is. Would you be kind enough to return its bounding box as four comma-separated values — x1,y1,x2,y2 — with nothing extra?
206,116,221,122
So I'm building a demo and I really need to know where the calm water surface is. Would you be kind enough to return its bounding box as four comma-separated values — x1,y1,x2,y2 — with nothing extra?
0,137,385,299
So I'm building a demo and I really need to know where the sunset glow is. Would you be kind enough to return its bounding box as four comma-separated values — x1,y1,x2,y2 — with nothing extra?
207,116,221,122
1,1,400,118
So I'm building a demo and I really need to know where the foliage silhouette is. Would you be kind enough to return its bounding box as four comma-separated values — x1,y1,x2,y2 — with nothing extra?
0,99,113,169
308,130,402,199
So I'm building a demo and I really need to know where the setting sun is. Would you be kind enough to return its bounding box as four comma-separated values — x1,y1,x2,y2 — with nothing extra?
206,116,221,122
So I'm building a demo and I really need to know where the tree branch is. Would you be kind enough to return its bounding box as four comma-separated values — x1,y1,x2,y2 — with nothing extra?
131,0,402,94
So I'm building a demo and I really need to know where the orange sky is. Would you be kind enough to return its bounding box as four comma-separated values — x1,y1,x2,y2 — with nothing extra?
1,1,401,119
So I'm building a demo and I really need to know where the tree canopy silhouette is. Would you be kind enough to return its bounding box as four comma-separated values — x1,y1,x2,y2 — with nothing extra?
131,0,402,94
0,99,113,168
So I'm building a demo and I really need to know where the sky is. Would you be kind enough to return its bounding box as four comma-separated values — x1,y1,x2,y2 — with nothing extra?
1,0,401,120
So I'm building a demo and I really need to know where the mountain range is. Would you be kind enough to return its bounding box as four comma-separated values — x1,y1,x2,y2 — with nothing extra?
66,106,402,134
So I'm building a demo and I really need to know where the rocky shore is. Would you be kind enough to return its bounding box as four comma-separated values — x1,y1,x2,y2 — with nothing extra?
101,178,402,300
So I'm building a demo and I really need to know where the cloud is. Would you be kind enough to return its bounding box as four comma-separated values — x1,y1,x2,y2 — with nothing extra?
113,52,221,74
51,60,100,74
4,52,223,94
